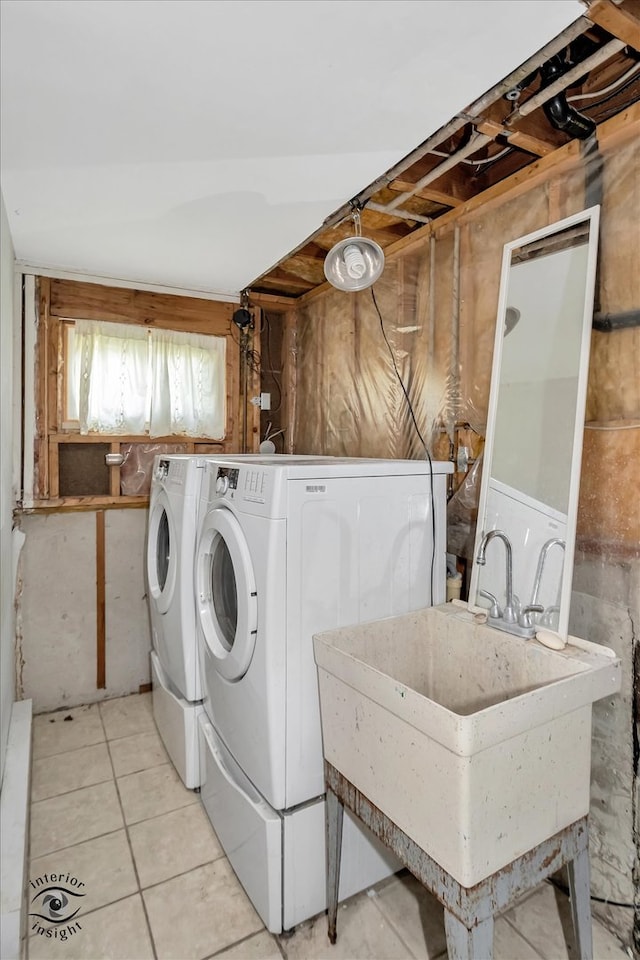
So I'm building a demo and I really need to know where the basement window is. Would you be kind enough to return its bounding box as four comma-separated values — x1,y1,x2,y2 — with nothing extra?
64,320,226,439
27,276,248,508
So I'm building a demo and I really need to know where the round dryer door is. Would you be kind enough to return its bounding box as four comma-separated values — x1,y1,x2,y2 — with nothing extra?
196,507,258,681
147,492,177,615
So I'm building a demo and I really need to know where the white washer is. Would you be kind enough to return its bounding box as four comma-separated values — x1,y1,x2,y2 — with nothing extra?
195,455,452,931
146,454,206,788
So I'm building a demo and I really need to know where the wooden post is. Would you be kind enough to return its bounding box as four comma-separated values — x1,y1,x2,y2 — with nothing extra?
96,510,106,689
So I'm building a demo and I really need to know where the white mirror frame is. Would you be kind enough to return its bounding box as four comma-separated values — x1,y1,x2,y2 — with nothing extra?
469,205,601,641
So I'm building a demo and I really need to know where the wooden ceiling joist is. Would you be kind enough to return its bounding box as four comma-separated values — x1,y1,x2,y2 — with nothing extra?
386,180,466,208
475,119,555,157
249,10,639,299
584,0,640,51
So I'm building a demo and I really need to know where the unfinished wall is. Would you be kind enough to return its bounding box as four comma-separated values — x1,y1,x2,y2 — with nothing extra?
18,508,150,713
286,129,639,949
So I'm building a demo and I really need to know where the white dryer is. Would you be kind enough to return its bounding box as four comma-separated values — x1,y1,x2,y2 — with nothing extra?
195,456,452,932
146,454,206,788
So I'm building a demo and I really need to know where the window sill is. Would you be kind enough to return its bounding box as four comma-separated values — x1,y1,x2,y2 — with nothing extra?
18,496,149,515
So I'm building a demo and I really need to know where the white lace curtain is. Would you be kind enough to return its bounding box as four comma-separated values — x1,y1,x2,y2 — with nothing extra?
150,328,226,439
70,319,226,438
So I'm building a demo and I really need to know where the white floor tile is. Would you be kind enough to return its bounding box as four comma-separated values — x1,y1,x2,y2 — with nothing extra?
213,930,283,960
281,891,413,959
99,692,155,741
30,830,138,917
33,705,105,760
129,803,224,888
503,882,628,960
369,871,448,958
117,761,198,825
109,728,169,777
31,742,113,802
26,696,631,960
28,893,154,959
143,859,264,960
30,780,123,859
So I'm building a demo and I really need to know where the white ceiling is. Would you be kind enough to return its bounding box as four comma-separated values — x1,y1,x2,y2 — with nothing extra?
0,0,582,299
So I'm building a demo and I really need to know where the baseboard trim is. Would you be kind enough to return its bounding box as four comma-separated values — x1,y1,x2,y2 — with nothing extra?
0,699,33,960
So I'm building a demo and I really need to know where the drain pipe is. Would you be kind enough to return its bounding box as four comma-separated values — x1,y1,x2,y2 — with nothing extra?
539,56,596,139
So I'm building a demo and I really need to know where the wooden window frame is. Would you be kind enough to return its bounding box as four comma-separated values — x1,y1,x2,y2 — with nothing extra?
30,277,260,509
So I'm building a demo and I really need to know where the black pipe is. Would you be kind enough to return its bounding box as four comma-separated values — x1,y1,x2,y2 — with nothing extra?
539,56,596,140
593,309,640,332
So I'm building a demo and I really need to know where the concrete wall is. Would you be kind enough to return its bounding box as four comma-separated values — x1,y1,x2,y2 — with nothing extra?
0,191,16,784
570,554,639,944
19,509,151,713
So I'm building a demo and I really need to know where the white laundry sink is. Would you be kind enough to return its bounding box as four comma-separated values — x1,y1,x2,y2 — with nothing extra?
313,602,620,887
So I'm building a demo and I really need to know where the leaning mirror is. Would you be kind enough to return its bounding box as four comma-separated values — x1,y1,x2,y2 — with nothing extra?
469,206,600,642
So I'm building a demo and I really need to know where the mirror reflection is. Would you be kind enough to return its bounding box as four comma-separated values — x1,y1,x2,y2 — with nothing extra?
469,208,600,642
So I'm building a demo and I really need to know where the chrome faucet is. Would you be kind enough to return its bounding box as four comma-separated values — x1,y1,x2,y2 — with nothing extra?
476,530,517,623
531,538,566,608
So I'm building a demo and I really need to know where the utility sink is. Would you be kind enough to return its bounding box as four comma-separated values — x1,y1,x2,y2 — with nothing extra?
313,602,620,887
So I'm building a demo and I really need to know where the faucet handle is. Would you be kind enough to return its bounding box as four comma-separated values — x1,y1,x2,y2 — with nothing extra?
519,604,544,629
479,589,502,619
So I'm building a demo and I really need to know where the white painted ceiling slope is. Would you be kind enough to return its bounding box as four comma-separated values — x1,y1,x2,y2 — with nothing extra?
0,0,582,299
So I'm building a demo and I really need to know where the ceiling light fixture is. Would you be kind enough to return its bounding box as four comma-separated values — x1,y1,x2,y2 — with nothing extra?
324,208,384,292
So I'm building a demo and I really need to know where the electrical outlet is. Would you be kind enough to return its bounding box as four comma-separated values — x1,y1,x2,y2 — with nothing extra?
261,392,271,411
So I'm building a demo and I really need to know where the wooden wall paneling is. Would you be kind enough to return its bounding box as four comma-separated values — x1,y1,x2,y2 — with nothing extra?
110,442,121,497
96,510,106,689
34,278,51,499
249,310,262,451
260,311,286,450
49,279,234,335
226,323,240,451
47,314,61,433
48,436,59,500
281,310,297,453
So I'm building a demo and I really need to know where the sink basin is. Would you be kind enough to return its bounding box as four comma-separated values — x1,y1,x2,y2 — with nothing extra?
313,601,620,887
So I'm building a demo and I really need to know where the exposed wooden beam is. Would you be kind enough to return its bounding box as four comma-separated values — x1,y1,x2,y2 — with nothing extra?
96,510,106,690
248,292,298,308
276,254,327,286
386,102,639,258
256,270,315,293
387,180,465,208
584,0,640,51
297,103,639,305
475,119,555,157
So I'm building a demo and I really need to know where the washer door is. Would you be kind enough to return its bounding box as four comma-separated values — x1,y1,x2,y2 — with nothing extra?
147,490,177,615
196,507,258,681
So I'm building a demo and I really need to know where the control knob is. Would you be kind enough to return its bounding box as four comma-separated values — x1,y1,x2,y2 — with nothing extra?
216,475,229,495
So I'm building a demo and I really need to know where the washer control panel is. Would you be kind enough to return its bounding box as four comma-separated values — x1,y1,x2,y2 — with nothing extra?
243,469,267,501
215,467,239,496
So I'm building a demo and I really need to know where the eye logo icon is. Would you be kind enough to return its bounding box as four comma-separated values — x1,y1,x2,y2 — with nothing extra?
29,873,86,942
30,886,83,923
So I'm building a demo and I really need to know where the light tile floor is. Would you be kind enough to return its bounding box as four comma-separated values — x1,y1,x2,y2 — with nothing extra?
25,693,630,960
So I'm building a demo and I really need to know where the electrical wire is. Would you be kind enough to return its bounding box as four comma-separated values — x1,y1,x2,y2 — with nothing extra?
263,313,283,415
585,422,640,430
567,62,640,102
370,287,437,606
579,71,640,112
